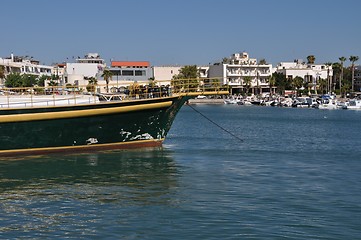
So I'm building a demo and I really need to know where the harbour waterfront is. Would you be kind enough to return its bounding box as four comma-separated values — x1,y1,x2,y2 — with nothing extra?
1,105,361,239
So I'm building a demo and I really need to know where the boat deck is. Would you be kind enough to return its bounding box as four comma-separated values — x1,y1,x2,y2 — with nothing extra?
0,79,228,109
0,94,100,108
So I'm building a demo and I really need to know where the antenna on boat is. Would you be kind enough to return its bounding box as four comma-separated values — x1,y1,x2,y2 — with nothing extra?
186,104,244,142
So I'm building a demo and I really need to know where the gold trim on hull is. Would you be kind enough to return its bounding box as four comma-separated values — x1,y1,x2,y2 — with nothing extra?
0,139,164,157
0,101,172,123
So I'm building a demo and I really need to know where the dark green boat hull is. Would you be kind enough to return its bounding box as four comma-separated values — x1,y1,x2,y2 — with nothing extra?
0,96,189,156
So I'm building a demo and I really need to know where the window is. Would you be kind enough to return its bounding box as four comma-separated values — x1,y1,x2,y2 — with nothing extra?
122,70,134,76
135,70,145,76
110,70,121,76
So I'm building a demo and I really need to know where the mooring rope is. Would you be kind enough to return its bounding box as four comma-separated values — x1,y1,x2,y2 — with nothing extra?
187,103,244,142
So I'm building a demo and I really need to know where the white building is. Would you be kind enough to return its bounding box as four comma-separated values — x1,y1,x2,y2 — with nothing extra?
152,66,181,86
275,59,333,93
354,65,361,92
208,52,273,95
0,54,53,85
152,66,210,87
64,53,106,88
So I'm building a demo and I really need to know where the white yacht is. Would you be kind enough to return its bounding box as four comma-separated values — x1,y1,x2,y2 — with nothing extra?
317,99,338,110
346,99,361,110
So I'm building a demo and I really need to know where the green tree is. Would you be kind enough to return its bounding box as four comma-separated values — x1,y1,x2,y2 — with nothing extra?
339,56,347,92
259,59,267,65
148,79,157,88
86,77,98,93
172,65,200,92
5,72,22,87
5,73,43,89
48,80,58,94
242,76,252,95
38,75,50,87
129,82,140,96
307,55,316,64
292,76,304,96
0,66,5,80
325,62,333,92
332,62,342,93
101,69,113,93
267,75,276,94
349,55,359,91
318,78,328,94
272,72,289,95
21,74,38,87
341,81,351,97
222,57,230,64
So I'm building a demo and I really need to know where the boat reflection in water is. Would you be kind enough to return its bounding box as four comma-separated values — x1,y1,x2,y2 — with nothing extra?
0,148,179,205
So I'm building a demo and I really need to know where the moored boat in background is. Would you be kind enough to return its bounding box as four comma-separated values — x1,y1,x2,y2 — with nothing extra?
317,99,338,110
346,99,361,110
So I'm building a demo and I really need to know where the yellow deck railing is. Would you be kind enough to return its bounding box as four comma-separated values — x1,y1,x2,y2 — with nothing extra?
0,78,229,108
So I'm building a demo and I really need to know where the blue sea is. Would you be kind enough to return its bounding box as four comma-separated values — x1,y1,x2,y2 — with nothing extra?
1,105,361,239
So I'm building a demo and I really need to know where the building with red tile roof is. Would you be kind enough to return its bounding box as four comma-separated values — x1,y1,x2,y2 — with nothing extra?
111,61,150,68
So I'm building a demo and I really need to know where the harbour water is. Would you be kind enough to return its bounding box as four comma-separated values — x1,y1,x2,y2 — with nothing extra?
1,105,361,239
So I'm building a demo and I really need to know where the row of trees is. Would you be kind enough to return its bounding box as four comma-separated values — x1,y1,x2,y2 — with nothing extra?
0,69,111,93
303,55,359,95
2,72,59,88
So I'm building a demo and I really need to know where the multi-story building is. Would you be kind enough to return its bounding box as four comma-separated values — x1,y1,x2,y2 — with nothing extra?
0,53,53,86
103,61,153,92
64,53,106,88
108,61,152,81
208,52,273,95
275,59,333,93
354,65,361,92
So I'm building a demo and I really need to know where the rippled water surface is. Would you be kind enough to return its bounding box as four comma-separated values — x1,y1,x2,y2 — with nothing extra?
1,105,361,239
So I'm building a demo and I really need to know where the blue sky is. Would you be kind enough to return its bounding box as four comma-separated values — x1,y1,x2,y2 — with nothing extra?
1,0,360,66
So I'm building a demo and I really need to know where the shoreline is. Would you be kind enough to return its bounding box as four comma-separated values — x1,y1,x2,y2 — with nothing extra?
188,99,224,104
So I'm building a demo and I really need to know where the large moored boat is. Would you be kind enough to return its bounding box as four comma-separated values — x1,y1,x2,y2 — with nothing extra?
0,79,227,156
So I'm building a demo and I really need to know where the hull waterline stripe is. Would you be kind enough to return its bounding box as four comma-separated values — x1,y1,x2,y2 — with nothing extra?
0,139,164,156
0,101,172,123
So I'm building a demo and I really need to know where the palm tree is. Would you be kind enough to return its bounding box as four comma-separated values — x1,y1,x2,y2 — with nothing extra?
307,55,316,64
341,81,351,97
48,80,58,94
0,65,5,79
259,59,267,65
332,62,342,93
325,62,333,93
339,57,346,92
267,75,276,95
129,82,140,97
87,77,98,93
222,57,230,64
243,76,252,95
318,78,328,94
0,66,5,86
292,76,304,96
349,55,359,92
148,79,157,88
101,69,113,93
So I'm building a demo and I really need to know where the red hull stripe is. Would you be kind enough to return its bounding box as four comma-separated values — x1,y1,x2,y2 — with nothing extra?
0,139,164,158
